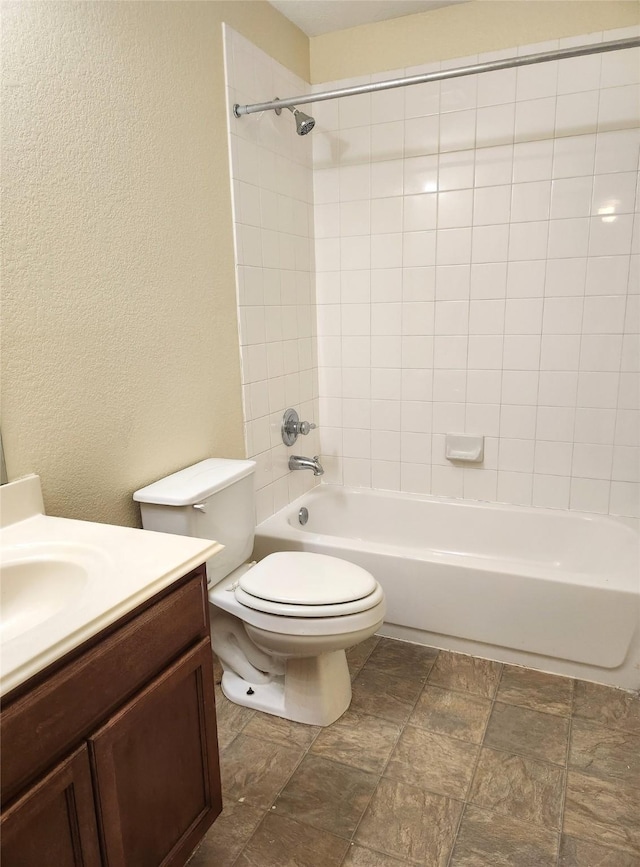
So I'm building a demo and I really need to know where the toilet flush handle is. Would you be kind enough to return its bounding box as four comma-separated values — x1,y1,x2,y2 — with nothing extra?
193,503,207,512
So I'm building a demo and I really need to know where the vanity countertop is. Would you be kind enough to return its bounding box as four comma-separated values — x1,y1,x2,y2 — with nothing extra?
0,475,222,696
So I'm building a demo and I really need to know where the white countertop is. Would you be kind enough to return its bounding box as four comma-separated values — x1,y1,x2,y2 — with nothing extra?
0,475,222,696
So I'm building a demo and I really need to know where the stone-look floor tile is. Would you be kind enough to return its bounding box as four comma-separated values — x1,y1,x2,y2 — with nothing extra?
469,747,565,829
573,681,640,736
564,769,640,856
275,754,378,839
385,725,478,800
497,665,574,716
220,733,303,810
355,777,462,866
484,702,570,765
559,834,640,866
235,813,349,867
450,805,559,866
428,651,502,698
241,712,320,751
350,668,423,724
310,709,402,774
211,653,224,684
569,718,640,785
215,688,256,751
409,685,492,744
187,802,263,867
347,635,380,678
364,637,439,680
341,844,412,866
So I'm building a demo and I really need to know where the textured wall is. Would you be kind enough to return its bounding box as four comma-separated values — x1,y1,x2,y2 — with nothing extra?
311,1,640,82
1,1,308,526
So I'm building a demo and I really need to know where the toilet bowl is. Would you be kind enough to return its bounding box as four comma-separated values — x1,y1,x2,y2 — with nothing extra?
133,458,386,727
208,552,385,725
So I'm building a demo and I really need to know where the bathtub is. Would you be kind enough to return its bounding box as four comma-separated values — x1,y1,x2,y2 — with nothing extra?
254,486,640,690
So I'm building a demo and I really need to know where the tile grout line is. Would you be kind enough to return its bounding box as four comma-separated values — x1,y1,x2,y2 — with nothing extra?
444,658,504,867
230,637,384,867
554,676,576,867
339,646,442,864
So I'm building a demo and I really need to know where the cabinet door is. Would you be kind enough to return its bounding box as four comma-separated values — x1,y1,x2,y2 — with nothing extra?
90,638,222,867
0,745,102,867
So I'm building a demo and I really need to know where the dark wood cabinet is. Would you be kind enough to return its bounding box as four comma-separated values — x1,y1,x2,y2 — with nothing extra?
1,568,222,867
1,746,102,867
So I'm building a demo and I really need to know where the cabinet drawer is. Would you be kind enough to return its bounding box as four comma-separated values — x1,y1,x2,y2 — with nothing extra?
1,571,209,805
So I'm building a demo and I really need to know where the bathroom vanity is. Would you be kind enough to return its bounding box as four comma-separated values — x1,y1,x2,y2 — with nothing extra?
0,475,224,866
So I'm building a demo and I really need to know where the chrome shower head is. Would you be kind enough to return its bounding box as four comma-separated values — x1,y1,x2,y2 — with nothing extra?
287,105,315,136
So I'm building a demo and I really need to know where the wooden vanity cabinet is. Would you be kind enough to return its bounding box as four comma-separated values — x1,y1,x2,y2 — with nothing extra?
0,567,222,867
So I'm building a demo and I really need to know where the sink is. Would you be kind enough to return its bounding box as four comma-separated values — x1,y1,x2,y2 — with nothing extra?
0,544,102,643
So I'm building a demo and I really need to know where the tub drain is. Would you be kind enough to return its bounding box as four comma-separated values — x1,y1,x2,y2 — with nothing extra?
298,507,309,525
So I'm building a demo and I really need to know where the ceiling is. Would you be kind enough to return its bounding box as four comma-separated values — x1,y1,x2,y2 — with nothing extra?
268,0,467,38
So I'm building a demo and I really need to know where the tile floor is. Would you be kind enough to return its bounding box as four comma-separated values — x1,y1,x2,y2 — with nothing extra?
189,637,640,867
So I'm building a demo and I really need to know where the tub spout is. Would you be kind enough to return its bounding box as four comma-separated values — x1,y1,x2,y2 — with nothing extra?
289,455,324,476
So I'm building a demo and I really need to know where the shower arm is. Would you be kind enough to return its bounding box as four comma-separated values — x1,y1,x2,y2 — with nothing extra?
233,36,640,118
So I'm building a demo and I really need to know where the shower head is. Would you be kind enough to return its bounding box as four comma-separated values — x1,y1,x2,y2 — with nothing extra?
287,105,315,136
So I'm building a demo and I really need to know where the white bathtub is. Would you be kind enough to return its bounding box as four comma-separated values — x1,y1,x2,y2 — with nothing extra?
254,486,640,690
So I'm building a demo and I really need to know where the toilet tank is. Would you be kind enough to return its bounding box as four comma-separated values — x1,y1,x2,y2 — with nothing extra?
133,459,256,587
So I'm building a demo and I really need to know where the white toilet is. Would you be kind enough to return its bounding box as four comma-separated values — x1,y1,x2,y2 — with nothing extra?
133,459,386,726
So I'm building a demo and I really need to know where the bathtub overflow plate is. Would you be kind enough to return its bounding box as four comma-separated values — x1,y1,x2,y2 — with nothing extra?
298,507,309,526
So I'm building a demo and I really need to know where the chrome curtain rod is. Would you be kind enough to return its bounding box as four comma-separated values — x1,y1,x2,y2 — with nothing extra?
233,36,639,118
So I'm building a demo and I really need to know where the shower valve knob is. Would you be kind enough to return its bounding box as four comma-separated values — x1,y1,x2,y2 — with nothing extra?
282,408,317,446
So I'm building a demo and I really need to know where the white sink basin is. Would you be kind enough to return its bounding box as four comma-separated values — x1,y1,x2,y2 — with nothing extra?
0,544,103,643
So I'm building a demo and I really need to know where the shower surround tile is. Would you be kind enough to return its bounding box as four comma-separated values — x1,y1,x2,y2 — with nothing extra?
194,638,640,866
223,25,319,522
310,26,640,520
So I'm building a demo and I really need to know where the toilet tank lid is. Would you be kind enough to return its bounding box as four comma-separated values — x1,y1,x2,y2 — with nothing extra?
133,459,256,506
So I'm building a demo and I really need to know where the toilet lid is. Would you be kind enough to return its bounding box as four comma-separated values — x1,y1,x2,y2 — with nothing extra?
238,552,377,606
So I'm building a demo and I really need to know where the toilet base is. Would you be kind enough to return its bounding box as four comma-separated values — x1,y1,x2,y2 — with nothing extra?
220,649,352,726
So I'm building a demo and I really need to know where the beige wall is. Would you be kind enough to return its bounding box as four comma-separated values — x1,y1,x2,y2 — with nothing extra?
311,1,640,82
1,1,308,527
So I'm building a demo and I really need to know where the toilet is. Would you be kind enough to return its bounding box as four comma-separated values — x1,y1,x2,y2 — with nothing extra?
133,459,386,726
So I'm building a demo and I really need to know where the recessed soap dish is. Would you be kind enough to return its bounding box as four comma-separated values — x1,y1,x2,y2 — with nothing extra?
445,434,484,463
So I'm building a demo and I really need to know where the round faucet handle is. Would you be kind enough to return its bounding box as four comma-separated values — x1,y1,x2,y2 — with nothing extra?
299,421,316,436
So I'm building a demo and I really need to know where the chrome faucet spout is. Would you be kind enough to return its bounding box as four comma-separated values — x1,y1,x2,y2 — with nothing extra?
289,455,324,476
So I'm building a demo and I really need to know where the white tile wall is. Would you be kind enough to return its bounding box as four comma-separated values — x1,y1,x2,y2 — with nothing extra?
312,27,640,520
223,26,319,521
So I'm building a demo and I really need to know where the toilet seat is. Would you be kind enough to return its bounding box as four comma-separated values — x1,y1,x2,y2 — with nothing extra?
236,552,382,617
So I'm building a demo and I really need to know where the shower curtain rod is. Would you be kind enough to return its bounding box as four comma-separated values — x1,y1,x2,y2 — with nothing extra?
233,36,639,118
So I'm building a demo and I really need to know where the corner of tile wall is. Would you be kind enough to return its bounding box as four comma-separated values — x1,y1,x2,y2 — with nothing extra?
311,26,639,520
226,25,639,520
